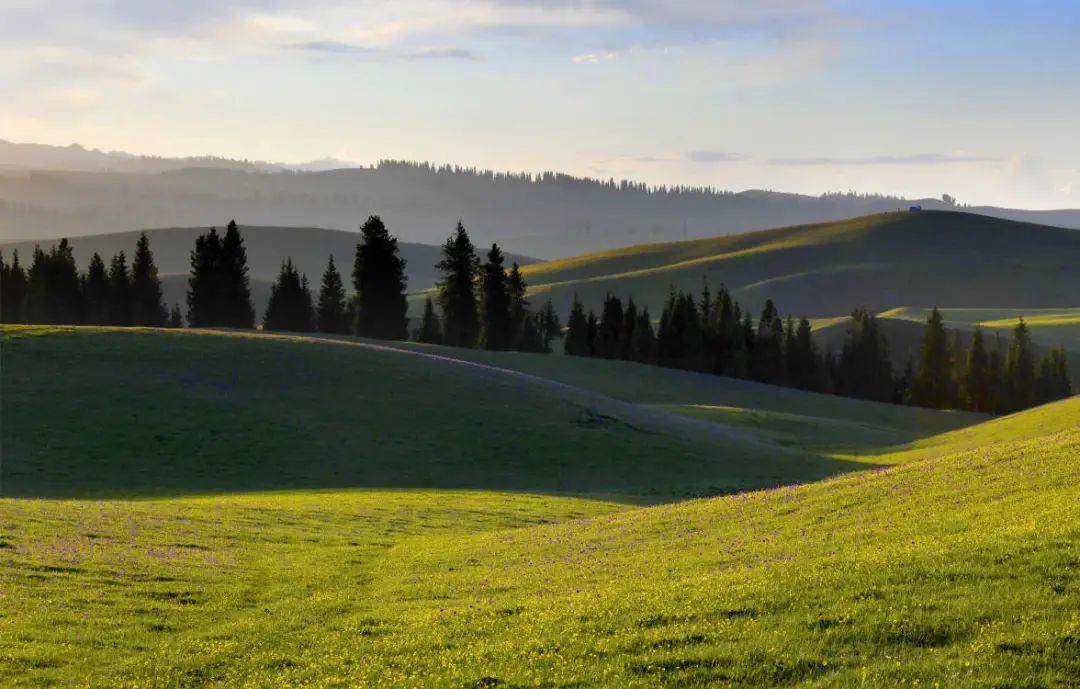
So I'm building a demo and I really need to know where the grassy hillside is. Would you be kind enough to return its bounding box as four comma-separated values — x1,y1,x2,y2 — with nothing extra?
0,326,1074,686
521,211,1080,318
2,326,927,499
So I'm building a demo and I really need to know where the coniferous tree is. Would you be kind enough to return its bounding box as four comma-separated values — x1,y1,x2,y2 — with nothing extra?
506,262,534,350
353,215,408,340
910,307,957,409
786,317,820,391
619,297,638,360
986,334,1007,413
586,310,599,356
414,297,443,344
1005,318,1036,411
478,243,512,350
537,299,562,353
27,239,81,324
316,255,349,334
596,294,624,359
1034,347,1071,404
835,308,894,402
263,258,315,332
751,299,785,384
629,307,656,363
82,253,110,325
219,220,256,328
960,327,992,412
187,227,223,327
107,252,133,326
0,250,28,323
895,356,915,404
436,221,480,347
130,232,167,326
168,304,183,328
564,295,589,356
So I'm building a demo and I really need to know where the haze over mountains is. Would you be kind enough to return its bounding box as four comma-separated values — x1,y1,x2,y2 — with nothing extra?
2,140,1078,259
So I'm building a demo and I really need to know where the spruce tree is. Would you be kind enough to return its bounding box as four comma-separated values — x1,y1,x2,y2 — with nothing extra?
835,308,894,402
478,243,512,350
0,250,28,323
107,252,133,326
130,232,167,326
27,239,81,324
960,327,992,412
316,255,349,334
353,215,409,340
507,262,530,349
586,310,599,356
987,334,1007,413
168,304,183,328
415,297,443,344
219,220,256,328
620,297,638,360
629,307,657,363
537,299,562,353
910,307,957,409
187,227,223,327
1034,347,1071,404
263,259,315,332
564,295,589,356
82,253,110,325
436,221,480,347
751,299,785,384
786,317,820,391
596,294,624,359
1005,318,1036,411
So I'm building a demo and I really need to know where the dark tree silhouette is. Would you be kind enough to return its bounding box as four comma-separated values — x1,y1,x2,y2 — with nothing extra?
414,296,443,344
537,299,562,353
751,299,785,384
910,307,956,409
263,258,315,333
352,215,409,340
219,220,256,328
1005,318,1036,411
786,317,821,391
316,255,349,334
131,232,167,326
186,227,223,327
596,294,624,359
564,295,589,356
1035,347,1072,403
835,308,894,402
507,262,532,349
27,239,81,324
168,303,183,328
107,252,133,327
960,327,992,412
436,221,480,348
478,243,512,350
82,253,110,325
0,251,28,324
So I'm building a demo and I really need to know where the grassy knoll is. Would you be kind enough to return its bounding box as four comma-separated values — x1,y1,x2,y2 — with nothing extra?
1,326,902,499
517,211,1080,319
1,326,1074,687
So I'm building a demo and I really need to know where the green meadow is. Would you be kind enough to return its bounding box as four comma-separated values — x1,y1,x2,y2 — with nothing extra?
1,326,1077,688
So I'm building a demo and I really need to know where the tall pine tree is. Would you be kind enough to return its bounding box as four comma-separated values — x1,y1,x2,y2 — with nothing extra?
131,232,167,326
263,258,315,333
414,297,443,344
187,227,223,327
219,220,255,328
478,244,512,350
352,215,409,340
0,251,28,323
1034,347,1072,404
960,327,992,412
107,252,133,326
436,221,480,347
564,295,589,356
1005,318,1036,411
910,307,957,409
316,255,349,334
82,253,110,325
537,299,562,353
751,299,785,384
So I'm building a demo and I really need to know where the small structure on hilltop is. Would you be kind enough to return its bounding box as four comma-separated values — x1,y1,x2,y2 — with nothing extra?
909,205,923,212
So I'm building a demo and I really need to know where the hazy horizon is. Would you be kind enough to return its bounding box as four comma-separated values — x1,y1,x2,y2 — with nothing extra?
3,1,1079,210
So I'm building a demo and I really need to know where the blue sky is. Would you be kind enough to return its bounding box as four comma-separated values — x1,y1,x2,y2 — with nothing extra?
2,0,1077,208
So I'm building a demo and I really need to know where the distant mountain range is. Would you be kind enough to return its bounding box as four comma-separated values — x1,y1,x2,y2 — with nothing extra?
1,139,1077,259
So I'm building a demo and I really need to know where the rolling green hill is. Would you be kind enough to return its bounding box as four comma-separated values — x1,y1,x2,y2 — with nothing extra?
0,326,1075,687
521,211,1080,319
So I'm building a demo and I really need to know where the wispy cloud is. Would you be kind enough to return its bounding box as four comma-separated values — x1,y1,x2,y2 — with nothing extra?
689,150,743,163
572,51,621,64
770,153,1002,166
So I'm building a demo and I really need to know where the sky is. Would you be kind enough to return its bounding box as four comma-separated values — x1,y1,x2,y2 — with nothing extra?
2,0,1078,209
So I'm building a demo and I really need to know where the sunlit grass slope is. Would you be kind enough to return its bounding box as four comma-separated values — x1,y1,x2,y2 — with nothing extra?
2,389,1074,687
363,397,1080,687
520,211,1080,318
2,325,876,498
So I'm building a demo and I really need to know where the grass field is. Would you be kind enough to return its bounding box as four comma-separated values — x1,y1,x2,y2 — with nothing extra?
516,211,1080,320
1,326,1077,687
